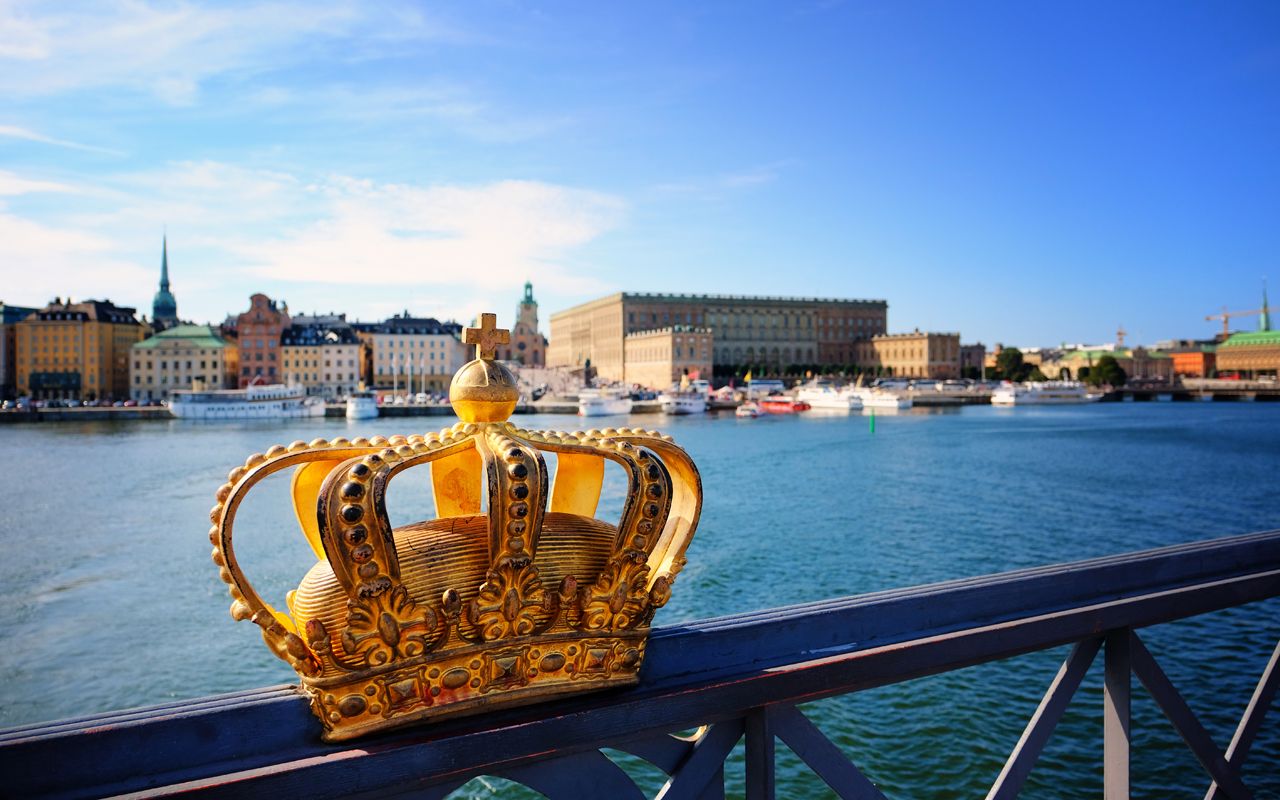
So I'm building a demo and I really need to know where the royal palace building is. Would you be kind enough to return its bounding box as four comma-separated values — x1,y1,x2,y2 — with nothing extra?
130,324,238,402
623,326,713,389
548,292,888,382
15,298,146,401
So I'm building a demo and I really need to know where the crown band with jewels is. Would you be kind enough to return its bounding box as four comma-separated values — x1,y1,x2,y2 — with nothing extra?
210,313,702,741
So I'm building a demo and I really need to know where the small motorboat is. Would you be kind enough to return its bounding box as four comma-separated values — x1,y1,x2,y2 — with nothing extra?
735,402,762,418
759,396,811,414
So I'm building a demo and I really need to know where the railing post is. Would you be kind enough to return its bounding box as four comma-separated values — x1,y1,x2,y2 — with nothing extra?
1105,628,1131,800
745,707,775,800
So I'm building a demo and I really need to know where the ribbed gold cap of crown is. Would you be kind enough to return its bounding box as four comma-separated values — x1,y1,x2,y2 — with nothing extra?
449,359,518,422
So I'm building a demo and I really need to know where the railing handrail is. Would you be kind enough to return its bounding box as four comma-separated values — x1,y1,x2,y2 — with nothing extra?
4,529,1279,798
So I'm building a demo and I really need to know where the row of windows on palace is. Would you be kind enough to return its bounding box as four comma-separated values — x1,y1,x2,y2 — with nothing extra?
627,311,885,332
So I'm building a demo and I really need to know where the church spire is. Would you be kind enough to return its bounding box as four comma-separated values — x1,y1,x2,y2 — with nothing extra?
152,234,178,327
1261,280,1271,333
160,234,170,292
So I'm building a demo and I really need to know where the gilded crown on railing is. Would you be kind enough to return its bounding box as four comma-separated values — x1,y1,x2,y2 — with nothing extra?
210,313,702,741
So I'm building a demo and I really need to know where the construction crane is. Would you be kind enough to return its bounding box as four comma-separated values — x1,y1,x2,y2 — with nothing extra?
1205,306,1265,337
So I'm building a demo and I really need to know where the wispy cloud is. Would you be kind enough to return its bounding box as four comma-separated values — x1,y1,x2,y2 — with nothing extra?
651,159,796,196
0,2,456,104
0,168,82,195
0,124,123,155
0,161,624,323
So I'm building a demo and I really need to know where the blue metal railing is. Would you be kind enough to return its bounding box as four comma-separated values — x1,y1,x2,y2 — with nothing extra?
3,530,1278,799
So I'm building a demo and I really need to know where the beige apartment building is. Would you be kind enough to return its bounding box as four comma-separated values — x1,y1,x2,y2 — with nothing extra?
131,324,237,402
855,331,962,379
355,314,467,393
623,326,713,389
281,320,363,399
549,292,888,381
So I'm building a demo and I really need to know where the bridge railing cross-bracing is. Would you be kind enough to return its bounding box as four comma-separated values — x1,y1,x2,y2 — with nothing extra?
2,530,1278,798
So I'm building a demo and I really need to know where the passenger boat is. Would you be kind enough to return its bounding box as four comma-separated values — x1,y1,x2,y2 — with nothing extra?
735,402,762,418
796,380,863,411
991,381,1103,405
659,376,709,415
759,396,811,414
168,383,325,420
659,391,707,415
345,390,379,420
578,387,634,417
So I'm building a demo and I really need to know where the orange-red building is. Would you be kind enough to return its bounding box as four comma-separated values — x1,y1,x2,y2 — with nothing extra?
1170,348,1216,378
234,293,290,387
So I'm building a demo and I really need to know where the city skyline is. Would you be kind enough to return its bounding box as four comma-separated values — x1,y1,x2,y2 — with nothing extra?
2,2,1277,346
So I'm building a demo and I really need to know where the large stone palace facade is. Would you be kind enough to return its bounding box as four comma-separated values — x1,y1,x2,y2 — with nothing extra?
548,292,888,382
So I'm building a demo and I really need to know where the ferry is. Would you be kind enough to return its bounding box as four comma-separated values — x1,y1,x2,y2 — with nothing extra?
168,383,325,420
991,381,1103,405
659,376,709,415
345,390,379,420
796,380,863,411
578,387,634,417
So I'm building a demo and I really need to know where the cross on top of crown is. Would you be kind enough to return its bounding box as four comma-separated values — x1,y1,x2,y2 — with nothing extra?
463,313,510,360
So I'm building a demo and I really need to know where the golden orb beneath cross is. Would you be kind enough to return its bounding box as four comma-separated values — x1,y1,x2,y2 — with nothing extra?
450,312,519,422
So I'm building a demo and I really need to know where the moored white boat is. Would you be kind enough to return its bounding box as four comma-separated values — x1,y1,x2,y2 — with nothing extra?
345,390,379,420
796,380,863,411
578,387,634,417
852,387,913,410
169,383,325,420
659,391,707,414
991,381,1103,406
735,401,762,418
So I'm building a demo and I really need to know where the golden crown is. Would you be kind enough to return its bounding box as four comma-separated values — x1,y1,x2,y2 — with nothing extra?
210,314,702,741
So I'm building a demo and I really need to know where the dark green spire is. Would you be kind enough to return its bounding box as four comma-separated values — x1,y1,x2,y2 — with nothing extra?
152,235,178,324
1261,281,1271,333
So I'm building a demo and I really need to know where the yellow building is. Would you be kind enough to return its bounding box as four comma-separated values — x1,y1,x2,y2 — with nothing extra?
549,292,887,381
623,326,713,389
281,320,363,399
855,331,961,379
130,324,238,402
16,298,145,401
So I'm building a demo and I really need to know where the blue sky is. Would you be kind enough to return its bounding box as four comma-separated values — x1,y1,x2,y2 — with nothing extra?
1,1,1277,346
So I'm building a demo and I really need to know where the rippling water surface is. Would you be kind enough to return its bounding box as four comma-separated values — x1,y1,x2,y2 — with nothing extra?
3,403,1279,797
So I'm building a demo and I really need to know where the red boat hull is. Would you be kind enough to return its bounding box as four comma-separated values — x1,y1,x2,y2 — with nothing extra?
759,399,810,414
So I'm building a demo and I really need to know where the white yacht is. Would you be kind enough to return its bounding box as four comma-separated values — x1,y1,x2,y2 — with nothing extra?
991,381,1103,405
659,376,709,415
345,390,379,420
852,383,913,410
659,391,707,415
796,380,863,411
168,383,325,420
578,387,634,417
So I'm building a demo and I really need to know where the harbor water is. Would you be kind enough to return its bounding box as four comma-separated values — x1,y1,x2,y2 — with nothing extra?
2,403,1278,797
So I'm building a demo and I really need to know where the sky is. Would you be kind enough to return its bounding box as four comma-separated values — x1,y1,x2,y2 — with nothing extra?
1,1,1277,347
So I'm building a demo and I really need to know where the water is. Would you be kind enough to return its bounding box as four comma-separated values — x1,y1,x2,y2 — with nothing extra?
2,403,1279,797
